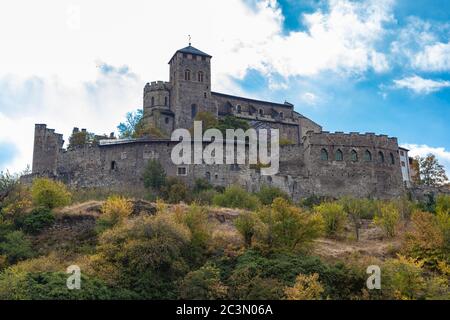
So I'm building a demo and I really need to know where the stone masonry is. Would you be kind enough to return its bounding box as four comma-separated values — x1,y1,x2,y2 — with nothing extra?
30,45,405,200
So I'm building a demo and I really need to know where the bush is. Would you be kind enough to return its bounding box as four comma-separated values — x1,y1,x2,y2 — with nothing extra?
179,263,228,299
93,214,191,299
234,212,259,248
314,202,347,238
175,204,211,265
374,202,400,238
21,207,55,234
255,185,290,206
193,178,213,194
382,255,426,299
226,250,365,299
256,198,323,251
284,273,324,300
161,177,190,204
97,196,132,232
31,178,71,209
0,231,33,264
402,211,447,269
143,160,166,191
192,189,218,205
213,185,260,210
1,185,32,227
0,269,122,300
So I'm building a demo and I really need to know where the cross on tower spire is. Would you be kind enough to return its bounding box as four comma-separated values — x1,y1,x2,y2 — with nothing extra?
188,34,191,46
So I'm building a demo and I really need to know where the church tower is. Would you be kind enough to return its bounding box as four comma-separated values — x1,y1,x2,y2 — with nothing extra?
168,44,215,129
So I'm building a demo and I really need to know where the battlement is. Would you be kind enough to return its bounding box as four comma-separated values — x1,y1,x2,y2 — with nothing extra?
144,81,171,92
308,130,397,142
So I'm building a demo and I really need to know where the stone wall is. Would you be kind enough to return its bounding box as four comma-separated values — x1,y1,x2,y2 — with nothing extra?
32,124,64,176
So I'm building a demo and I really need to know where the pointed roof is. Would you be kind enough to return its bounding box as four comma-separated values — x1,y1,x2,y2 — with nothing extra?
169,45,212,63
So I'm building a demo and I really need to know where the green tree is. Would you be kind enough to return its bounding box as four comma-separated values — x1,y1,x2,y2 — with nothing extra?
213,185,260,210
234,212,259,248
179,263,228,299
314,202,347,238
255,185,290,206
374,202,400,238
0,231,33,264
143,160,166,191
117,109,143,138
418,154,448,186
216,115,250,134
192,111,219,133
31,178,71,209
257,198,323,251
68,130,95,149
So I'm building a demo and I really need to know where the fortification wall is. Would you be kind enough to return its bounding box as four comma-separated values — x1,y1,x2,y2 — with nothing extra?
300,131,404,198
32,124,64,175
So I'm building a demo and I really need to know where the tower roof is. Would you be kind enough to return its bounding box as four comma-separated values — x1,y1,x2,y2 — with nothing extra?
169,45,212,63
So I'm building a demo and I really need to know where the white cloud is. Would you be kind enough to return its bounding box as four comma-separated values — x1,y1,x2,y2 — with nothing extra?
401,144,450,178
0,64,142,173
391,17,450,72
0,0,417,173
413,42,450,72
392,75,450,94
300,92,319,106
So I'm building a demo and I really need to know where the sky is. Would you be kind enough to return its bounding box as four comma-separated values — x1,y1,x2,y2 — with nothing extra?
0,0,449,177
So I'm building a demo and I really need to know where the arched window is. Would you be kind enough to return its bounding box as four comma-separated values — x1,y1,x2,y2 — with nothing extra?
335,149,343,161
351,150,358,162
110,161,117,171
164,96,168,106
184,69,191,81
151,96,155,107
191,104,197,118
279,112,284,119
378,151,385,163
198,71,204,82
321,148,328,161
259,109,263,116
364,150,372,161
390,153,395,165
236,105,241,113
165,117,169,124
205,171,211,181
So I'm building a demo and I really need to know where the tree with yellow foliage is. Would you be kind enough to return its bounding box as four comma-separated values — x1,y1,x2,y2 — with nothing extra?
284,273,324,300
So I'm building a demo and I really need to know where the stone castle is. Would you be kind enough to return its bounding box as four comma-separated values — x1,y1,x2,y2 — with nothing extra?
31,45,412,200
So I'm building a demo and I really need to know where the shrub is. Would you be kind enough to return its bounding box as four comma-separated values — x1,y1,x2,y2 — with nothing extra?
193,178,213,193
0,231,33,264
179,263,228,299
284,273,324,300
161,177,190,204
255,185,290,206
374,202,400,238
21,207,55,234
256,198,323,251
436,194,450,215
192,189,218,205
175,204,211,265
93,214,191,299
97,196,132,232
143,160,166,191
314,202,347,238
227,250,365,300
31,178,71,209
382,255,426,300
1,184,32,221
213,185,260,210
234,212,259,248
402,211,447,269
